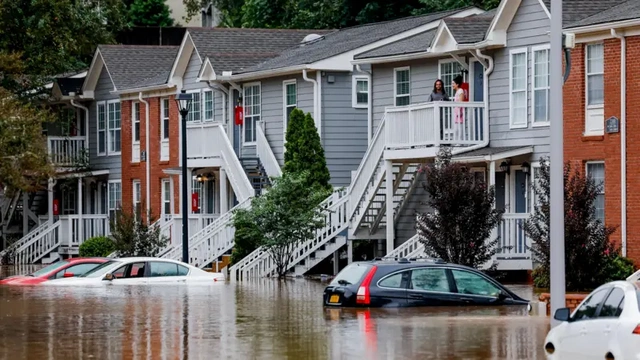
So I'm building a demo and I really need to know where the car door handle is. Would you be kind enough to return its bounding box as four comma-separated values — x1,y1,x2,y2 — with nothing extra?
580,328,587,335
459,297,474,303
603,326,611,335
408,294,423,299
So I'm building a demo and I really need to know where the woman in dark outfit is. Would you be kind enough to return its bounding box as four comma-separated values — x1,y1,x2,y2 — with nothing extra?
427,79,449,101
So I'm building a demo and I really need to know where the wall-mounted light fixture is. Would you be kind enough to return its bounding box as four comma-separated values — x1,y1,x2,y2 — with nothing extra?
500,161,511,173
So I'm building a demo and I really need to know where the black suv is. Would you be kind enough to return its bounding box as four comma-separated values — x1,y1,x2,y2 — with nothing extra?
323,258,529,308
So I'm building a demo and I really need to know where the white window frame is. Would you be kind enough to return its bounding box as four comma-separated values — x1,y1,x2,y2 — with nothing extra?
531,44,550,127
160,98,170,161
203,89,214,122
530,161,541,212
352,75,369,108
586,161,605,223
438,59,464,99
186,89,202,123
132,101,140,144
96,101,107,156
243,82,261,145
283,79,297,140
161,179,172,217
509,48,528,129
108,180,122,220
107,100,121,155
393,67,411,106
132,179,141,219
585,43,605,136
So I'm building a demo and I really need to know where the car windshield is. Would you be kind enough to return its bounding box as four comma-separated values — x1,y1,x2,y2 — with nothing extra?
78,260,122,278
30,261,68,277
330,263,372,286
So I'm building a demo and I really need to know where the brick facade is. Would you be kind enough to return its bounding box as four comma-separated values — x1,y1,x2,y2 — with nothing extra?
121,95,182,220
564,37,639,264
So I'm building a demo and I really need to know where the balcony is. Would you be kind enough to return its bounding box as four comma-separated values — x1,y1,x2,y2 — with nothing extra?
495,213,532,270
384,101,486,158
47,136,88,168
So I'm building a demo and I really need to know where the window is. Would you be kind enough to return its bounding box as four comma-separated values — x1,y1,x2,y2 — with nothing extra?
203,90,214,122
283,80,297,138
160,98,170,161
329,263,372,286
243,83,261,144
149,261,184,277
378,272,404,288
162,179,171,216
532,45,550,125
132,101,140,142
510,49,528,128
177,265,189,276
410,268,450,292
133,180,141,220
107,101,121,154
451,269,501,297
439,61,463,99
108,181,122,221
586,43,604,106
191,177,202,214
394,67,410,106
51,263,101,279
586,162,605,223
572,288,609,321
97,102,107,155
599,288,625,317
187,91,201,122
352,76,369,108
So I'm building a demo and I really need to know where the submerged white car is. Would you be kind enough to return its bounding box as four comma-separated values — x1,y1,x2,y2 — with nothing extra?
43,257,225,286
544,270,640,360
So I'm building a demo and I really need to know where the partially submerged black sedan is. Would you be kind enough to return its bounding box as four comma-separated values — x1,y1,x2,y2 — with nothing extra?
323,258,530,308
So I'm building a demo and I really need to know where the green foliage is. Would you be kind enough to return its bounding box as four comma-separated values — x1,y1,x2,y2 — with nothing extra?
524,158,622,291
110,209,167,257
602,256,636,282
79,236,116,257
231,171,331,277
416,147,503,268
230,212,263,265
128,0,174,27
283,109,331,191
413,0,500,15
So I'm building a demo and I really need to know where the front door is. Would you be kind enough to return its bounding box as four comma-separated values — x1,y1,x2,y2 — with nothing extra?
513,169,528,213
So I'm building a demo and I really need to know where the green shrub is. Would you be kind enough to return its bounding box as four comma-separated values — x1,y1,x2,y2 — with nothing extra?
603,255,636,282
79,236,115,257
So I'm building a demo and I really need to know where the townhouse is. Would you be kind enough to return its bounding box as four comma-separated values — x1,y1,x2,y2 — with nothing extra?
562,0,640,265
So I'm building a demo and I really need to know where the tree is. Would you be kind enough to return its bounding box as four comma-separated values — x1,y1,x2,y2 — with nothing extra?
110,209,167,257
413,0,499,14
0,88,55,193
128,0,174,27
415,147,503,268
523,158,627,291
230,211,263,265
231,171,331,278
283,109,331,191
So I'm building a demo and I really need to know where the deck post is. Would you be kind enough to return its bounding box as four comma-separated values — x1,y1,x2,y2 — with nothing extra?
220,169,228,214
78,177,83,246
385,160,394,255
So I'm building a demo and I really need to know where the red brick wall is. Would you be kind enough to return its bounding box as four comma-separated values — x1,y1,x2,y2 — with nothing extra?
539,293,588,316
564,37,639,264
121,95,182,220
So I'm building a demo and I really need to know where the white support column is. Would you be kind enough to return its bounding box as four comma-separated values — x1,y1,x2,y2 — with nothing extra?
22,193,28,235
48,178,54,224
385,160,394,255
347,240,353,264
489,161,496,189
78,178,83,245
332,251,339,275
220,169,228,214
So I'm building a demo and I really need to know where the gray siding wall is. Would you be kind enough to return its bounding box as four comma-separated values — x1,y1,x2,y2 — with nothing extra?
88,69,121,179
489,0,550,158
395,171,431,244
183,51,224,123
321,72,368,187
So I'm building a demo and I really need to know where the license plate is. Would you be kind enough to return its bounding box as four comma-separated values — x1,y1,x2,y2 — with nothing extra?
329,295,340,303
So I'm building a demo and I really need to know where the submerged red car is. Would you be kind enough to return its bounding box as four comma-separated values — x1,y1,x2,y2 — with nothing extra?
0,257,109,285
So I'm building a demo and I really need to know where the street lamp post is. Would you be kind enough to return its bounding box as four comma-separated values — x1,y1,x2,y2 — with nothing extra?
175,90,193,264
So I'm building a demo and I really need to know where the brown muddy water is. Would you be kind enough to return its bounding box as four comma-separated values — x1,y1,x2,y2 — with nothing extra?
0,266,550,360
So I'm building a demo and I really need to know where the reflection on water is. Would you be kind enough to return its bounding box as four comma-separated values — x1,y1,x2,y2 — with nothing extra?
0,269,549,359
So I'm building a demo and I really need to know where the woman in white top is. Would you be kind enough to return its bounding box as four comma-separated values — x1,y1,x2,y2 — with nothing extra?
452,75,467,142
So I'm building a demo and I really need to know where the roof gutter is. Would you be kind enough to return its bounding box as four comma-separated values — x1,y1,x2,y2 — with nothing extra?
567,19,640,34
218,65,309,82
612,28,627,257
111,83,174,95
138,92,151,223
351,49,433,65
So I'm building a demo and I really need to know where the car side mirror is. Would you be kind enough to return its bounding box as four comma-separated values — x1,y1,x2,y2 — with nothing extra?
63,272,74,278
498,290,509,300
103,273,114,281
554,307,571,322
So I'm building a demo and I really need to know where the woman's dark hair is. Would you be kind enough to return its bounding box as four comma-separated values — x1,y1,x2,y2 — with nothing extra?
453,75,463,86
432,79,445,94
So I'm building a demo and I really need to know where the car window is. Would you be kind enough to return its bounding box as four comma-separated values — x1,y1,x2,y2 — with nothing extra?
410,268,450,292
51,263,101,279
177,265,189,276
112,262,146,279
378,272,404,288
599,288,625,318
31,261,67,277
451,269,501,297
572,288,609,321
330,263,372,286
79,260,122,278
149,262,181,277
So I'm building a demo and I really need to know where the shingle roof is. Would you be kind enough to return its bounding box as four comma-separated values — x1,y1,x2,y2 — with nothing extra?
354,29,436,60
444,11,495,44
565,0,640,28
543,0,631,26
187,28,332,73
237,8,472,74
99,45,179,91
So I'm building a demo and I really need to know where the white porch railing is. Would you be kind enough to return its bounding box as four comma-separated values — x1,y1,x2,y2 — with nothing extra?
0,221,51,261
386,234,422,259
62,215,110,246
257,121,282,178
384,101,486,149
496,213,532,259
14,221,61,264
47,136,87,167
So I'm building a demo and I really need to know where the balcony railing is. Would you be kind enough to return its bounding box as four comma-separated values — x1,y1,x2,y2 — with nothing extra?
384,101,486,149
47,136,87,167
496,213,531,259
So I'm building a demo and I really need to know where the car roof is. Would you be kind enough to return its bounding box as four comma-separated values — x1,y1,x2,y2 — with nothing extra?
66,257,110,263
365,257,475,271
111,257,189,265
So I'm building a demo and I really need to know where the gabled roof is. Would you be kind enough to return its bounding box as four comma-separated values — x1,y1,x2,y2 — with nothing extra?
542,0,631,27
353,29,437,60
98,45,179,91
56,78,85,96
444,10,496,44
236,8,473,74
564,0,640,29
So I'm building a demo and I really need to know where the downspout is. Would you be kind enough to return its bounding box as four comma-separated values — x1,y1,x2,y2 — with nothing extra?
355,64,373,145
612,28,627,257
316,71,323,139
302,69,320,136
138,93,151,223
452,49,494,156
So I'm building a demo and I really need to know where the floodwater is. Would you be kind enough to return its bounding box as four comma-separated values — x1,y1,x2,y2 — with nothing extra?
0,266,550,360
